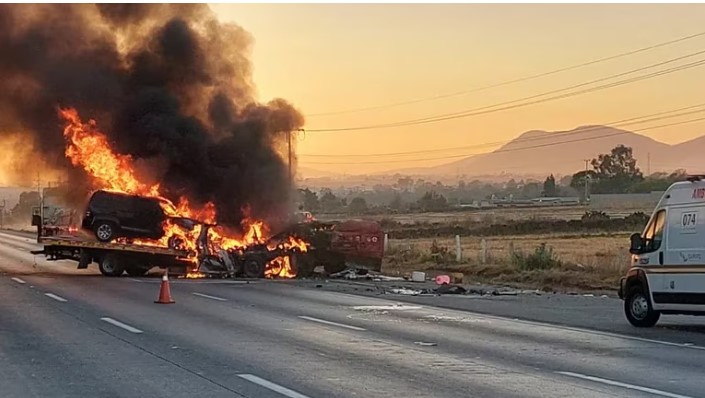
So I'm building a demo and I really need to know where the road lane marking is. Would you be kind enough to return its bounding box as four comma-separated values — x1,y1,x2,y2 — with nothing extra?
298,316,366,331
11,277,26,284
45,293,67,302
556,371,693,398
497,316,705,351
192,292,227,301
100,317,143,334
329,290,705,351
237,374,310,398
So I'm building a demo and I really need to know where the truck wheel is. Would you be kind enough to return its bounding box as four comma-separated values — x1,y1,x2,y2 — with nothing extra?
624,286,660,327
94,221,117,242
242,255,265,278
99,254,125,277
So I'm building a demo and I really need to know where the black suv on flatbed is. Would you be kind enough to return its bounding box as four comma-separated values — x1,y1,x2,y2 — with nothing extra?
82,190,194,242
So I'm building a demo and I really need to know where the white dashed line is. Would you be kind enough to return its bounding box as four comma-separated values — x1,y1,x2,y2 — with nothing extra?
45,293,67,302
192,292,227,301
237,374,310,398
100,317,143,334
556,371,694,398
11,277,26,284
298,316,366,331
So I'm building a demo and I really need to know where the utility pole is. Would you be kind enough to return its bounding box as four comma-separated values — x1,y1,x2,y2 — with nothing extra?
0,198,5,229
287,130,292,188
583,159,590,204
36,172,44,226
287,129,305,188
647,152,651,176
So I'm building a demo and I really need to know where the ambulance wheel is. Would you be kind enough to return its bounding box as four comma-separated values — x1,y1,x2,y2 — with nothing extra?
624,286,660,327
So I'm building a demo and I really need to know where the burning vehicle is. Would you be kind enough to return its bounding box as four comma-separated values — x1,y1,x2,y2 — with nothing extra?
4,4,385,278
82,189,197,242
35,203,385,279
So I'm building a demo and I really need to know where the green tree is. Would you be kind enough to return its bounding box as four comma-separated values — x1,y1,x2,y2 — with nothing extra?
542,174,557,197
417,191,448,212
298,188,320,212
520,182,542,198
590,145,644,193
570,170,597,190
319,189,343,213
630,168,688,193
389,193,403,211
348,197,368,215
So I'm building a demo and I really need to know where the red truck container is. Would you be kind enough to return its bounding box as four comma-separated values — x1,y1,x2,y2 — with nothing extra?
330,220,385,272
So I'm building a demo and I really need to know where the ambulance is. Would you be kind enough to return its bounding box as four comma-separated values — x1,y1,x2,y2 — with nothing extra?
619,175,705,327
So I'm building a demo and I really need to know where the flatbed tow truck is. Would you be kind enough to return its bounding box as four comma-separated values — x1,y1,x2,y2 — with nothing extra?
31,216,384,279
32,236,194,277
30,223,304,278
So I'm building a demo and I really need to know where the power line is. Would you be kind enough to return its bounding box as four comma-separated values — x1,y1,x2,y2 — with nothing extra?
381,53,705,127
306,29,705,117
302,116,705,165
306,50,705,132
299,102,705,158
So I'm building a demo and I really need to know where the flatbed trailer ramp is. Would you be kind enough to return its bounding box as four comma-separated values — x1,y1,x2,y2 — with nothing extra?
32,237,194,277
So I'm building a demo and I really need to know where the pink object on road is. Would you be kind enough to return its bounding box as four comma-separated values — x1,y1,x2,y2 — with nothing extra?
435,275,451,285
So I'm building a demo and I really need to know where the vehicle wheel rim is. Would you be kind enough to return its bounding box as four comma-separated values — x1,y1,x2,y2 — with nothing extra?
103,260,115,273
97,224,112,240
245,260,261,276
631,294,649,320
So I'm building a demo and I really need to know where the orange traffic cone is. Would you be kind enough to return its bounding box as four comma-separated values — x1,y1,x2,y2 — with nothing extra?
155,273,175,304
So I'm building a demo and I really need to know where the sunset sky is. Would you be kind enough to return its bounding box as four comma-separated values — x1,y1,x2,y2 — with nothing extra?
214,4,705,175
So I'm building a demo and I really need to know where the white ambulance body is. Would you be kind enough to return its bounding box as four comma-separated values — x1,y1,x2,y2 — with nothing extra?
619,176,705,327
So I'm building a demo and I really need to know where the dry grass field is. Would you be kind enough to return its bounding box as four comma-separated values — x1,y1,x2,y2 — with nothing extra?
318,203,650,225
316,201,653,292
381,232,631,292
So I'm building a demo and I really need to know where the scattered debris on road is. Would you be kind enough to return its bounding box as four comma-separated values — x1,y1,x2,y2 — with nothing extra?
329,268,405,281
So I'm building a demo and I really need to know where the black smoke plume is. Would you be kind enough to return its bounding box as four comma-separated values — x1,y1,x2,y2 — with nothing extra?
0,4,304,228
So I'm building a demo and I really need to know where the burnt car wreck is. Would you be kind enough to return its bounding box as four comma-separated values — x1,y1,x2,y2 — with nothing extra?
193,219,385,279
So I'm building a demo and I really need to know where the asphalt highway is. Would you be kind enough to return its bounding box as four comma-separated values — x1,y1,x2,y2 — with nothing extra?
1,230,704,398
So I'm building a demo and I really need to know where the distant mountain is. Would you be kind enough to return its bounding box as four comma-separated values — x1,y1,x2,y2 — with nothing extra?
670,135,705,174
297,166,340,179
396,125,704,177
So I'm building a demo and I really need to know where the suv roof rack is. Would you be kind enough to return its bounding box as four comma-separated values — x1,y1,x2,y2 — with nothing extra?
686,175,705,182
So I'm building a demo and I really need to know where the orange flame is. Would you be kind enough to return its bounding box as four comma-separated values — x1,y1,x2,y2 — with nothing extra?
59,107,307,279
265,256,297,279
61,108,160,197
185,271,206,279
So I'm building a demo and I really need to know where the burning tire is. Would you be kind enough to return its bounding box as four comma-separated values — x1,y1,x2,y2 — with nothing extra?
94,221,117,242
242,254,265,278
168,235,185,250
98,254,125,277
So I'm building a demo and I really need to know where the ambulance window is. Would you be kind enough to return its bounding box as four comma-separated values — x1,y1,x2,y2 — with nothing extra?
644,210,666,251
